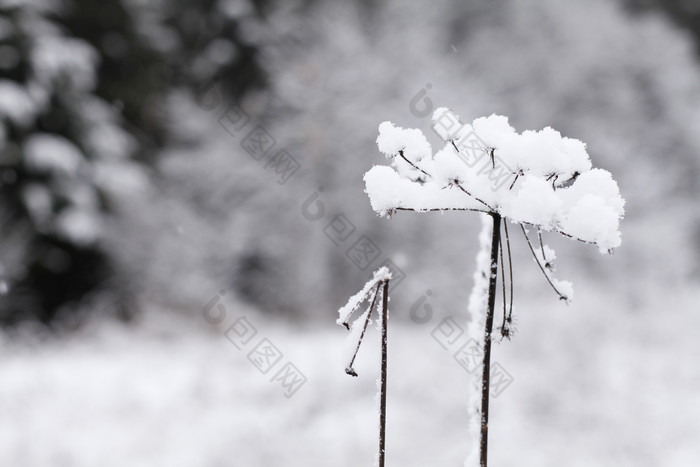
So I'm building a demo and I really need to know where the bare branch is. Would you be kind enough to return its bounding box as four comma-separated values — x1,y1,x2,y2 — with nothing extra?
498,233,508,339
451,180,492,210
397,147,494,211
537,227,547,263
520,225,569,301
345,282,382,376
504,220,514,322
398,150,431,178
508,173,519,190
395,206,489,214
518,220,599,248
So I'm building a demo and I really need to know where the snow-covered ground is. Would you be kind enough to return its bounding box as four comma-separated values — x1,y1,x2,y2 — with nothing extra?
2,281,698,467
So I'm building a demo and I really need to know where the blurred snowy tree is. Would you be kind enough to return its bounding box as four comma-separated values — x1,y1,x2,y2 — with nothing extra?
0,0,131,324
0,0,270,325
624,0,700,55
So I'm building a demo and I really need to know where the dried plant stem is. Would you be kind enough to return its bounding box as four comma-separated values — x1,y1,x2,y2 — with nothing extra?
379,279,389,467
537,227,547,262
398,150,431,178
453,181,492,209
504,220,514,322
480,212,502,467
345,283,381,375
520,225,568,300
499,234,507,328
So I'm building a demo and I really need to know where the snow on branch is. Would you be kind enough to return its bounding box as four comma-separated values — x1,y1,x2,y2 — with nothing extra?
337,266,392,329
520,225,574,303
364,109,625,253
337,267,392,378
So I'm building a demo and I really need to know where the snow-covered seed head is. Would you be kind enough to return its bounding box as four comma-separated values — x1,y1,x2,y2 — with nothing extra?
365,109,625,254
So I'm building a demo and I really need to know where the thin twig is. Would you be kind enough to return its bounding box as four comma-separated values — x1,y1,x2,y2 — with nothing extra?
499,233,507,334
520,225,569,301
345,283,381,376
537,227,547,263
508,173,519,190
504,220,514,322
452,180,492,209
339,275,384,329
398,150,431,178
399,147,493,210
386,153,601,250
519,220,598,247
446,140,499,209
395,206,488,214
562,171,580,187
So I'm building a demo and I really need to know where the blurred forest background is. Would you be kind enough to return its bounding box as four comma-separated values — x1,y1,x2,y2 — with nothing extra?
1,0,699,466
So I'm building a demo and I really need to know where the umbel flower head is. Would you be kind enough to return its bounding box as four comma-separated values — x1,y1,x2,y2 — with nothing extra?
364,108,625,254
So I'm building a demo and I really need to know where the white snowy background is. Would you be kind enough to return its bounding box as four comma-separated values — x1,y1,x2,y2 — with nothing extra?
2,0,700,466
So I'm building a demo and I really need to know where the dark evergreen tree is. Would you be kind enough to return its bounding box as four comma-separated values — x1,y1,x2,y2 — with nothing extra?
0,0,269,326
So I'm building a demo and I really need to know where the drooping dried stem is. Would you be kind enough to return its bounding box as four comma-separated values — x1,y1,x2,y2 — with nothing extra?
537,227,547,263
504,220,514,322
499,234,507,332
345,283,381,376
521,225,569,301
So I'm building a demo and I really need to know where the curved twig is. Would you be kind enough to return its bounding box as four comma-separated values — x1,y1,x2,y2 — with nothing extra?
537,227,547,264
520,224,569,301
504,219,514,322
498,232,508,336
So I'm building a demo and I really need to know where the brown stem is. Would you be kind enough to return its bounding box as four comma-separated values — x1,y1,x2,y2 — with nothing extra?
345,283,381,376
452,181,492,209
499,233,506,329
520,225,569,301
398,150,431,178
480,212,501,467
537,227,547,263
396,207,487,214
508,173,520,190
379,279,389,467
503,219,514,322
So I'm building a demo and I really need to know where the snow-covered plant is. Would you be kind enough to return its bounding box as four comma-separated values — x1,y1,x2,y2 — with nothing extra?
337,267,392,467
362,108,625,466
